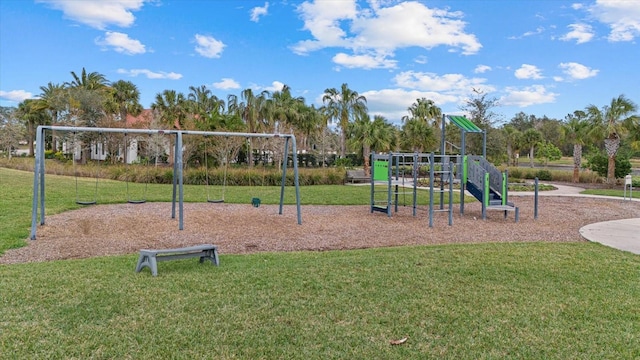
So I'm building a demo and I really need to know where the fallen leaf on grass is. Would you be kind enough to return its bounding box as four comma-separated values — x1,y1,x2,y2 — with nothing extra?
390,337,408,345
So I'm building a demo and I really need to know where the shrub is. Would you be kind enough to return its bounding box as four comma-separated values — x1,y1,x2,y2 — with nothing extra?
585,152,632,179
334,157,352,167
534,169,552,181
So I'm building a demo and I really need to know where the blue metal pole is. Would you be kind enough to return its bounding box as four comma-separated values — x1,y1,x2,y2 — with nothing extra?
279,137,289,214
291,135,302,225
429,153,434,227
448,160,454,226
30,126,44,240
534,177,539,220
176,132,184,230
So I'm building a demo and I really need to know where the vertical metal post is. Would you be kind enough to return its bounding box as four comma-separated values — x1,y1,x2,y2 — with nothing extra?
534,177,539,220
171,133,178,220
429,152,434,228
460,130,466,214
482,130,487,158
279,137,289,214
482,172,488,220
176,132,184,230
448,160,454,226
39,130,46,225
370,153,375,213
291,135,302,225
413,152,418,217
387,152,392,217
30,126,44,240
440,114,446,156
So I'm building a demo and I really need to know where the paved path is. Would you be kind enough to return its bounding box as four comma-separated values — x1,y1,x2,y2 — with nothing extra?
512,183,640,255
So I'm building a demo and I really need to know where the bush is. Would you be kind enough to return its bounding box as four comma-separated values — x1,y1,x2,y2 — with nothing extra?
585,152,632,179
534,169,552,181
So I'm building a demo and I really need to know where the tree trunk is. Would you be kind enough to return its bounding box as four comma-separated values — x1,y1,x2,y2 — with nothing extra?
607,155,616,185
529,146,534,168
604,137,619,185
572,144,582,183
28,121,35,157
363,145,371,177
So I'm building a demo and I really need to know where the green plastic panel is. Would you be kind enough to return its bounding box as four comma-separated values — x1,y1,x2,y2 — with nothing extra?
447,115,483,133
373,160,388,181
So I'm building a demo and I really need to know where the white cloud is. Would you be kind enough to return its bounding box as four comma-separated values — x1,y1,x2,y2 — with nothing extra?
194,34,225,58
589,0,640,41
360,88,459,122
252,81,285,92
559,23,594,44
414,55,428,64
116,68,182,80
96,31,145,55
474,65,491,74
293,0,481,69
514,64,543,79
37,0,144,30
508,27,544,39
0,90,33,102
213,78,240,90
333,52,397,69
500,85,557,107
557,62,599,80
250,2,269,22
291,0,357,54
571,3,584,10
393,70,494,94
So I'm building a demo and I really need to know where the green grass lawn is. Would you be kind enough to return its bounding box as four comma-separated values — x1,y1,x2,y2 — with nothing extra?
582,188,640,198
2,166,640,358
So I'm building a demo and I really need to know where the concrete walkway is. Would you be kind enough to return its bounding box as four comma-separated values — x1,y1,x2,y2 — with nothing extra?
511,183,640,255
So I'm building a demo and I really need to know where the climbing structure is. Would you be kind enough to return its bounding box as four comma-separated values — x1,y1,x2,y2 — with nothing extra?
442,115,519,221
370,152,454,227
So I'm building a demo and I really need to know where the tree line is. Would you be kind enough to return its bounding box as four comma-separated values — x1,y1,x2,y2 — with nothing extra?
1,68,638,183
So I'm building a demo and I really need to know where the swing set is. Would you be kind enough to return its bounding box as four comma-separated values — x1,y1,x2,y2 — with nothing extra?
30,126,303,240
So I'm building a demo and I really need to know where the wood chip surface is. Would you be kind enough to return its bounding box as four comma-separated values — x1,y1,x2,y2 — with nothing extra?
2,196,639,264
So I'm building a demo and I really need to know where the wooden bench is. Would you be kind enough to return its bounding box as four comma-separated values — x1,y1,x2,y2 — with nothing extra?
135,244,219,276
346,169,370,184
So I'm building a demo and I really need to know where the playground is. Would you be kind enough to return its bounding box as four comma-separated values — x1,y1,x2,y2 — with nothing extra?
2,194,639,264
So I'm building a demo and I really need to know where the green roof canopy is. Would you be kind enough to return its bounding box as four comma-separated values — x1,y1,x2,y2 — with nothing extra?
447,115,483,133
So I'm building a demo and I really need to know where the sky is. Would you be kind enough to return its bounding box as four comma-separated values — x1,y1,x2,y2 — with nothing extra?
1,0,639,125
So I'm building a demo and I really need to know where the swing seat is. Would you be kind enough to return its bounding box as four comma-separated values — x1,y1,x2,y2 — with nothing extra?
127,199,146,204
251,197,261,207
76,200,97,206
207,199,224,204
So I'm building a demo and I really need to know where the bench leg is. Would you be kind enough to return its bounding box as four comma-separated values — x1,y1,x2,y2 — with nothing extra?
199,247,219,266
135,253,159,276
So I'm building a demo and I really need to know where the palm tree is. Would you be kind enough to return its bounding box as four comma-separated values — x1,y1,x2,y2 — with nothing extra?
17,99,48,156
152,90,188,165
521,128,543,168
269,85,305,133
322,83,368,158
110,80,142,124
402,98,442,128
400,118,437,152
347,114,396,176
562,110,589,183
152,90,187,130
38,82,67,124
227,89,269,166
501,124,522,166
68,67,109,91
37,82,68,152
586,94,639,184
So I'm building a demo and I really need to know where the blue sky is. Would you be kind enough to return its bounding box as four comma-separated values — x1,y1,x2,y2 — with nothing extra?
1,0,639,125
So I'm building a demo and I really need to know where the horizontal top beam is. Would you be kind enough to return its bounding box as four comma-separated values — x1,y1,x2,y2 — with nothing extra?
36,125,294,139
